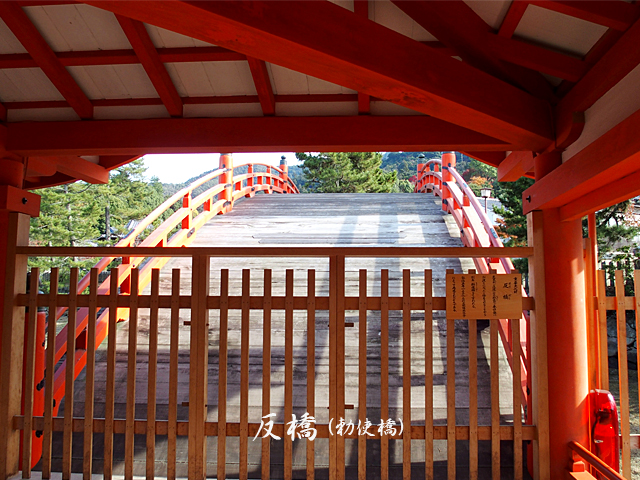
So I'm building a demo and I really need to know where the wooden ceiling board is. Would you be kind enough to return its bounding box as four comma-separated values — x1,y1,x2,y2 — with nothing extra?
165,62,212,97
144,24,213,49
67,64,158,99
94,104,169,120
515,5,608,57
0,19,27,54
201,60,256,96
183,102,263,118
23,4,129,52
307,75,356,95
370,101,425,116
371,0,437,42
269,64,310,95
0,67,64,101
275,101,358,117
465,0,512,30
7,106,77,122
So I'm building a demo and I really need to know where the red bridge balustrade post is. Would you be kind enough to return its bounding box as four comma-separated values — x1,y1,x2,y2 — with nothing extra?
245,164,254,198
416,161,425,192
0,157,40,478
265,166,272,194
219,153,234,213
441,152,456,212
279,155,288,193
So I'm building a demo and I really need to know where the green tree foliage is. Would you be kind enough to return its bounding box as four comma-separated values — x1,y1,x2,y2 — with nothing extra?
297,152,397,193
29,160,164,291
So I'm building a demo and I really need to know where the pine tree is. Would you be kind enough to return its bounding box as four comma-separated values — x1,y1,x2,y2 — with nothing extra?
297,152,397,193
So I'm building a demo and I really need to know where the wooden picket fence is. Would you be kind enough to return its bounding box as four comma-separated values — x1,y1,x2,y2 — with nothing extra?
14,245,546,480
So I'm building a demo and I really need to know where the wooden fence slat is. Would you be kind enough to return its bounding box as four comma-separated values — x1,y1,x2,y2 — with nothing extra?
262,270,272,480
285,269,294,480
307,269,316,480
336,256,346,480
62,268,79,480
82,269,99,479
512,317,523,480
402,270,411,480
358,270,367,480
240,269,251,480
380,269,389,480
146,269,160,479
446,270,455,480
42,268,59,478
104,268,120,480
218,269,229,480
491,319,500,480
635,271,640,440
329,258,338,480
467,270,478,480
125,269,140,480
167,269,180,480
615,270,631,478
424,270,433,480
22,268,39,478
597,270,609,390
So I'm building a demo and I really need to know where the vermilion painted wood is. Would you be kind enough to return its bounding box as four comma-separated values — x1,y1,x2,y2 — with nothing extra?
0,2,93,119
116,15,183,117
391,0,558,100
462,151,505,168
6,116,510,157
354,0,370,115
247,57,275,116
523,108,640,213
84,0,554,149
529,0,638,31
497,151,535,181
498,1,528,38
28,156,108,184
98,155,142,170
555,16,640,148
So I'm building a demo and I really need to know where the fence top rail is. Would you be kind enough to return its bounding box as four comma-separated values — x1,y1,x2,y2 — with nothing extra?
17,245,534,258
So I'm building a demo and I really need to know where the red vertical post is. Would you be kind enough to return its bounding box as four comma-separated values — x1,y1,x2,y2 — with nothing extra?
441,152,456,212
246,164,254,198
265,166,272,194
182,192,192,229
219,153,234,213
279,156,288,193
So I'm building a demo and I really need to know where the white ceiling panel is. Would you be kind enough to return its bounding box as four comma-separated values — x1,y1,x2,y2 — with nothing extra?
94,105,169,120
307,76,356,95
145,24,214,48
8,107,78,122
276,102,358,117
371,1,436,42
465,0,511,30
515,5,607,57
183,103,263,118
0,19,27,54
67,65,158,99
166,63,212,97
202,61,256,96
23,4,130,52
370,101,423,116
269,64,310,95
0,68,64,102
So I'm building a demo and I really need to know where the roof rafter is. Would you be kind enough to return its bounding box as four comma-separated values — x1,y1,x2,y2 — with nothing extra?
83,0,554,151
0,1,93,119
246,57,275,116
498,1,528,38
354,0,370,115
4,116,512,156
115,14,183,117
497,151,535,181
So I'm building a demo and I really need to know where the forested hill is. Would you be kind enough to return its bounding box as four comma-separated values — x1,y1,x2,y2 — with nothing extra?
382,152,476,181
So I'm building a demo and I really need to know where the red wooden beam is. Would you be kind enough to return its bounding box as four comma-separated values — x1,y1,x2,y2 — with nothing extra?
390,0,556,100
497,151,535,181
354,0,370,115
461,151,505,168
116,15,183,117
30,156,109,184
0,46,245,69
84,0,554,150
246,57,275,116
529,1,638,32
555,16,640,150
99,155,143,170
0,2,93,119
5,116,511,156
523,107,640,214
23,172,75,190
498,1,529,38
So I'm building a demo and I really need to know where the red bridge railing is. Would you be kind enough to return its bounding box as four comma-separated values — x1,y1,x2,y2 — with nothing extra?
48,157,298,413
414,153,531,420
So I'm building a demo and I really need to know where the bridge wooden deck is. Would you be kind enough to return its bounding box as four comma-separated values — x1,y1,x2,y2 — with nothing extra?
57,193,517,479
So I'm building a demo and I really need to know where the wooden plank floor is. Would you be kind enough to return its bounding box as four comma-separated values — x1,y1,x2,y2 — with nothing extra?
54,193,518,479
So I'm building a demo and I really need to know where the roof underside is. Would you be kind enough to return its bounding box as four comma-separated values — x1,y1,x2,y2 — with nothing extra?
0,0,638,191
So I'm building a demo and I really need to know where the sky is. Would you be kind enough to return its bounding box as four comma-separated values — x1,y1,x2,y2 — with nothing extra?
142,152,298,183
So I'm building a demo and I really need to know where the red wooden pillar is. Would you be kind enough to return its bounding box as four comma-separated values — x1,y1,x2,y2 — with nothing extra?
219,153,234,212
279,155,288,192
0,157,40,477
536,207,589,479
441,152,456,212
246,164,254,198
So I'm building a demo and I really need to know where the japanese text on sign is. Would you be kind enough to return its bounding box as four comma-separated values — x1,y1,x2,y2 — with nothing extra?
446,273,522,319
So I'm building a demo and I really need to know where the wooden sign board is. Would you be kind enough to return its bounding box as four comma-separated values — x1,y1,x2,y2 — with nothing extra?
446,273,522,319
